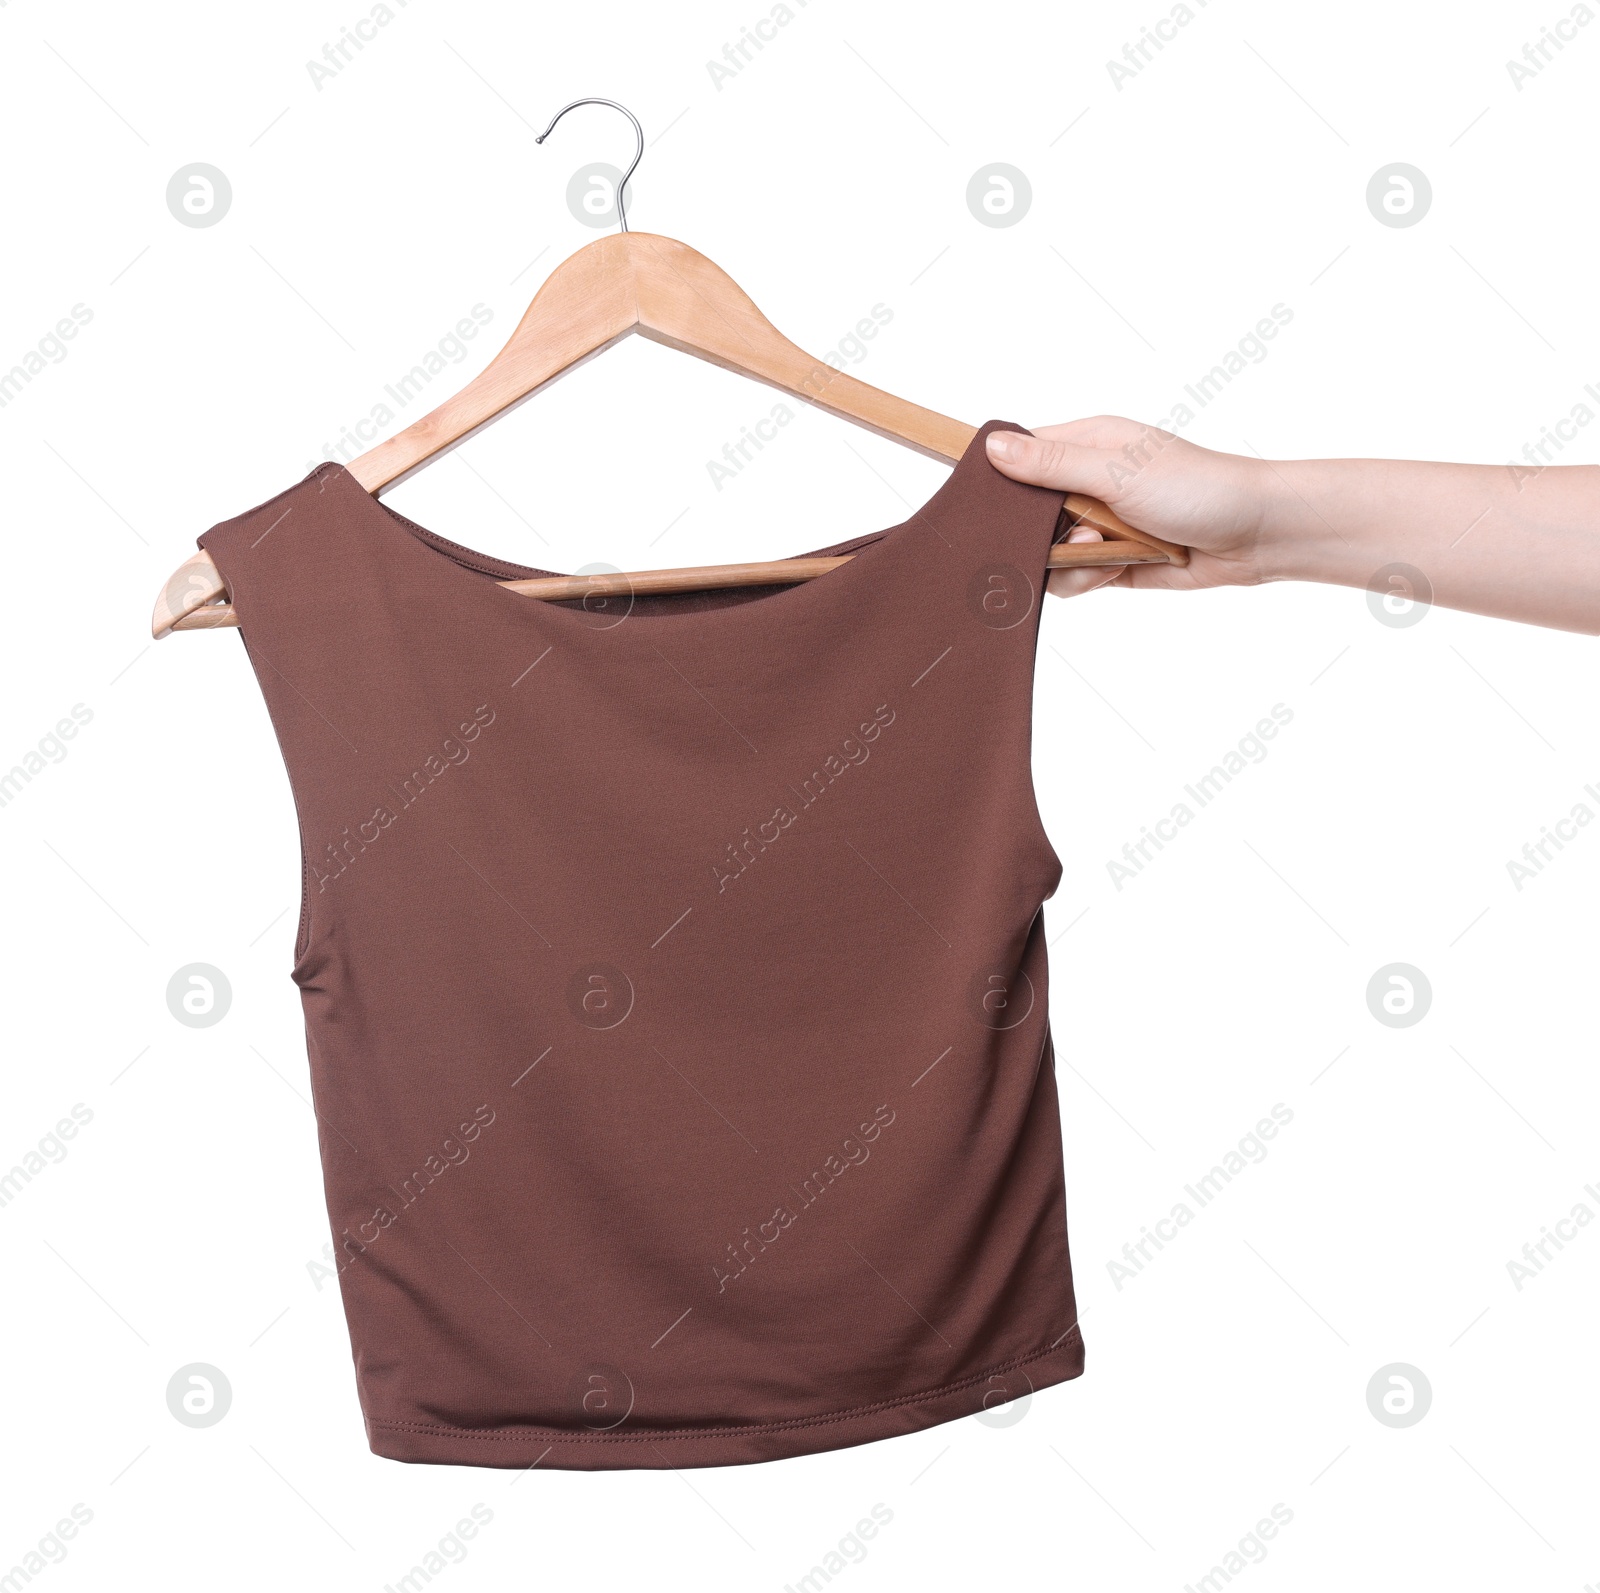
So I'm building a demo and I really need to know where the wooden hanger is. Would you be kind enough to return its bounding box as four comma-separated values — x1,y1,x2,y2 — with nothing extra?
152,99,1185,639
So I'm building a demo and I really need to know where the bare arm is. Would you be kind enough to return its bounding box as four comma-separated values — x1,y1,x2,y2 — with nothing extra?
986,418,1600,634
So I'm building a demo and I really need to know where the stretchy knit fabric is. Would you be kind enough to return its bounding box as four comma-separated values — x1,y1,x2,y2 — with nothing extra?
198,419,1085,1469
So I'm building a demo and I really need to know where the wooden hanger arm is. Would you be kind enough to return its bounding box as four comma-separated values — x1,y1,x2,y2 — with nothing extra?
350,248,638,493
153,551,230,638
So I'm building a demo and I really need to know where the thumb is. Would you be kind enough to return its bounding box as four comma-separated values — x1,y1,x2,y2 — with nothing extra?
985,429,1114,498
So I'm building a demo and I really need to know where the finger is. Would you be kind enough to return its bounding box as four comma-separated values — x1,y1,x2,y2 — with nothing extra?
985,429,1115,496
1045,524,1124,600
1048,565,1124,598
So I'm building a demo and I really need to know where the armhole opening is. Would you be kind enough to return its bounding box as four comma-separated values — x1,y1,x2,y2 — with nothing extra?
229,620,323,980
293,821,313,966
1020,554,1066,896
196,506,330,982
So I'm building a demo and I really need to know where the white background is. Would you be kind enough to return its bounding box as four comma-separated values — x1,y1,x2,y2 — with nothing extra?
2,1,1597,1589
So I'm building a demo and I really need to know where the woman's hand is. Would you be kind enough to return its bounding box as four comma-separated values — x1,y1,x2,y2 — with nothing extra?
986,418,1268,599
987,416,1600,633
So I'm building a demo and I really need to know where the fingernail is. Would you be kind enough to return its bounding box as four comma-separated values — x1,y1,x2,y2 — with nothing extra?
986,432,1018,461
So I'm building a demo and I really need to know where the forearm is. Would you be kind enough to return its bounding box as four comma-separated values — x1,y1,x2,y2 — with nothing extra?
1252,456,1600,633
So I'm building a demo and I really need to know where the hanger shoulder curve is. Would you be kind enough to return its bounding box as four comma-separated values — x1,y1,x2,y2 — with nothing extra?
350,233,641,494
627,233,971,462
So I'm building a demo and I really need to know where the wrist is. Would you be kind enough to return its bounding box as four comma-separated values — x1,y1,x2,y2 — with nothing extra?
1246,457,1364,588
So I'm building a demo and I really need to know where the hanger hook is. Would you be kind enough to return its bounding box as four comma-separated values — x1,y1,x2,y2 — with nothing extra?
534,98,644,234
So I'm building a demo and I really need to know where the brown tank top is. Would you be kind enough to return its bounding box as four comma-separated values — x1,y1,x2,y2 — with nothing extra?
197,418,1084,1468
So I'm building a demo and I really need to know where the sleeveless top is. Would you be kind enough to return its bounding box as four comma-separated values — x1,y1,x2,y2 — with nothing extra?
198,418,1084,1469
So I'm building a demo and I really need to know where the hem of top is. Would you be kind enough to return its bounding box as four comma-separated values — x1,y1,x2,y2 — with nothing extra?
362,1330,1085,1471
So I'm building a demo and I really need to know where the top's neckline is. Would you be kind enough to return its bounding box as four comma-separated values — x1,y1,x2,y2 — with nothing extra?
318,421,1025,639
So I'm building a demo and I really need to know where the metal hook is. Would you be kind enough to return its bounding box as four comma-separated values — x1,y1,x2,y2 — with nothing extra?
534,98,643,234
